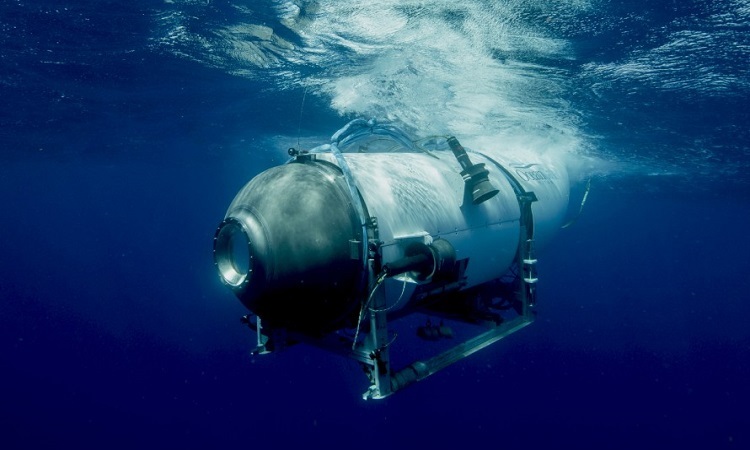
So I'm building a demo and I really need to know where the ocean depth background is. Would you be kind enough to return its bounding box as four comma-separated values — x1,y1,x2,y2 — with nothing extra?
2,1,749,448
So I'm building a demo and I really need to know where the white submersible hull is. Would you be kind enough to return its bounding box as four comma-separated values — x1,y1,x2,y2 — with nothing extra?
213,119,569,399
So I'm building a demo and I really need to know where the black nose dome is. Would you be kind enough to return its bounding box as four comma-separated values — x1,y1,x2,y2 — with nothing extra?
213,160,363,333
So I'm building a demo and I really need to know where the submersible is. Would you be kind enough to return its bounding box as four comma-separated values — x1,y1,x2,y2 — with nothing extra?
213,119,569,399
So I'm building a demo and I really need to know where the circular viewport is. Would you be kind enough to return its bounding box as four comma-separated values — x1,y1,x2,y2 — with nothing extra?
214,220,252,287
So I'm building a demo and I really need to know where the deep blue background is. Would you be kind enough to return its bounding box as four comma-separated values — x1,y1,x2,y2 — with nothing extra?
2,1,749,449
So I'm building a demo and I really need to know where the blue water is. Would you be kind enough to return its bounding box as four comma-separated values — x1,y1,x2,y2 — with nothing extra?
2,1,749,448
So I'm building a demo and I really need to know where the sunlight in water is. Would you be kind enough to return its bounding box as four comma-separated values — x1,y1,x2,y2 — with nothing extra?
151,0,749,184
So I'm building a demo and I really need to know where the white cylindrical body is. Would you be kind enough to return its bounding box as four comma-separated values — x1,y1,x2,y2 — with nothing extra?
317,147,569,311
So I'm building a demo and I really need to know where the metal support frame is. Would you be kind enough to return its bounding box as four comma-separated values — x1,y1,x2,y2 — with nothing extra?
358,157,540,399
361,257,393,399
360,190,539,399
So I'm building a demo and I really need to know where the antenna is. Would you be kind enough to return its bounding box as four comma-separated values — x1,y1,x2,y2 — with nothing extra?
296,86,307,151
561,178,592,229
